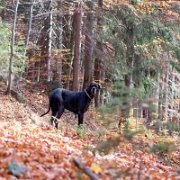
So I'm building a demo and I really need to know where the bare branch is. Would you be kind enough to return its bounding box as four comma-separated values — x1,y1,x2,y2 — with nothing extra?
73,158,99,180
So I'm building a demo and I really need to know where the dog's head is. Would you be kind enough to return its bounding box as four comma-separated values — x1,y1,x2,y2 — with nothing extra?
86,83,100,98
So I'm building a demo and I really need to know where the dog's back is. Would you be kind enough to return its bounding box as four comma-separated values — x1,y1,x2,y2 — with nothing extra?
49,88,85,113
61,89,87,113
50,88,81,101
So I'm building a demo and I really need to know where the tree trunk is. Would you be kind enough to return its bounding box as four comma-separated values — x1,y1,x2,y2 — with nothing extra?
38,0,52,82
25,0,34,56
163,68,169,121
124,26,134,88
72,3,82,91
154,74,160,120
94,0,103,107
83,1,95,89
62,9,73,88
7,0,19,94
20,0,35,83
158,75,163,120
47,0,53,82
67,17,75,89
123,26,134,119
56,0,63,83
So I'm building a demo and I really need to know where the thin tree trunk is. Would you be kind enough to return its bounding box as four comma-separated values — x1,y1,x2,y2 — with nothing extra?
163,68,169,121
56,0,63,83
94,0,103,107
62,11,74,89
19,0,34,85
37,0,51,81
83,1,95,89
124,26,134,88
47,0,53,82
67,19,74,89
72,3,82,91
158,75,163,120
154,74,160,119
37,62,40,82
25,0,34,56
7,0,19,94
123,26,134,119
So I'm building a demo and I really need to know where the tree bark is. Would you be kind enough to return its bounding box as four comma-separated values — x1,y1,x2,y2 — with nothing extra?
72,3,82,91
7,0,19,94
124,26,134,88
94,0,103,107
19,0,35,86
25,0,34,56
123,25,134,118
47,0,53,82
56,0,63,83
83,1,95,89
67,17,75,89
37,0,52,82
61,8,74,88
163,68,169,121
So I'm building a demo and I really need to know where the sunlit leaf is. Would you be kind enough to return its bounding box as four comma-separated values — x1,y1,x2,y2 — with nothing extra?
90,163,102,174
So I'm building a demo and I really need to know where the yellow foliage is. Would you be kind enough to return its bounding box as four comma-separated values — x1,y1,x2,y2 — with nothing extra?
129,108,134,117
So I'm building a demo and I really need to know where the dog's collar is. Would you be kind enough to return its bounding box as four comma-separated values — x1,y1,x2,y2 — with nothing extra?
84,89,92,100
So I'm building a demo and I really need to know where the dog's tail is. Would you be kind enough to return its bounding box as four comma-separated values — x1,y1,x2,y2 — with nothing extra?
40,106,50,117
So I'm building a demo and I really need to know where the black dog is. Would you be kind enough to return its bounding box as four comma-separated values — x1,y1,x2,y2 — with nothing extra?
40,83,100,128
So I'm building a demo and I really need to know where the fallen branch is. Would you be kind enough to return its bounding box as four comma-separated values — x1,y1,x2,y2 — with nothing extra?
73,158,99,180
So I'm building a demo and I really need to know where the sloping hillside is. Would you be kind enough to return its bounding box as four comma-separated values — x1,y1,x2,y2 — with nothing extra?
0,80,179,179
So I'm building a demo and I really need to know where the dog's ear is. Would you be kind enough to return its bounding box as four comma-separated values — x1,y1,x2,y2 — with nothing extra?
89,83,93,86
87,83,93,89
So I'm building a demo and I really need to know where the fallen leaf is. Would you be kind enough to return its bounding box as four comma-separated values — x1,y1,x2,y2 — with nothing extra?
90,163,102,174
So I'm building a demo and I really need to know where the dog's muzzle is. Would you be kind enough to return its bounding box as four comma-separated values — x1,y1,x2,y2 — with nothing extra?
91,87,97,95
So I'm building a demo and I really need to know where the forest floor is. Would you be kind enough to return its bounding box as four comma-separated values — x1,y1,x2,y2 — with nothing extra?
0,80,179,179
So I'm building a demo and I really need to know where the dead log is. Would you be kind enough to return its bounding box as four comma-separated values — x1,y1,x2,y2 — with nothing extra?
73,158,99,180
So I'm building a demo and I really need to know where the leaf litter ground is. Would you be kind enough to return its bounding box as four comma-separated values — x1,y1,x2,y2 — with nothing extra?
0,81,179,179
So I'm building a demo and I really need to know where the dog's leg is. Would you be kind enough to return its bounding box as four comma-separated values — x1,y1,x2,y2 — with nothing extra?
55,105,64,129
54,118,58,129
51,111,57,125
78,113,84,126
77,113,84,135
